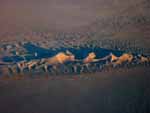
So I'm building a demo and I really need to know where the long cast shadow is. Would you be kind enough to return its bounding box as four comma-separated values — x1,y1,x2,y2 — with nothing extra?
2,42,136,64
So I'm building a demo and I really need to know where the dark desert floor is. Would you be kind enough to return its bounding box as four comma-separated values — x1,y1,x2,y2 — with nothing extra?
0,67,150,113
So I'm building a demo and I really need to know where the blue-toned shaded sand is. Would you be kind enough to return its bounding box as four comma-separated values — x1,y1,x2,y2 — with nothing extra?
3,42,125,63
